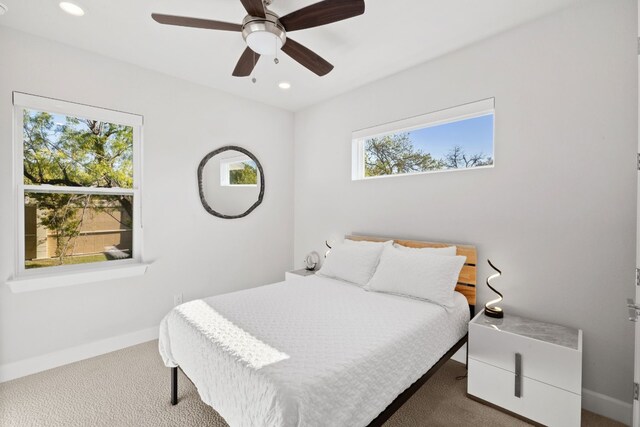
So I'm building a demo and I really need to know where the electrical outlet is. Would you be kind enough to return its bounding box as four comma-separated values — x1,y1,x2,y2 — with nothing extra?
173,293,183,306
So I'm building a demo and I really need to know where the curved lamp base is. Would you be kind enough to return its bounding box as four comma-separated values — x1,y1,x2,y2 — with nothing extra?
484,305,504,318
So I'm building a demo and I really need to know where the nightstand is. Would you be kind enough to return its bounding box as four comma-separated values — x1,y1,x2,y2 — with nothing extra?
467,311,582,426
285,269,316,281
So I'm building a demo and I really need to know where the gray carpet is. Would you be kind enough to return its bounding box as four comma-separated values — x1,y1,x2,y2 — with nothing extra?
0,340,624,427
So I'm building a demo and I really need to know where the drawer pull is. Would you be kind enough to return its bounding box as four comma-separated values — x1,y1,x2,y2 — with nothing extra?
515,353,522,398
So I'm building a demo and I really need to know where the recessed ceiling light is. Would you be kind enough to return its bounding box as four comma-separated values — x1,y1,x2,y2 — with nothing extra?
59,2,84,16
0,3,8,15
278,82,291,90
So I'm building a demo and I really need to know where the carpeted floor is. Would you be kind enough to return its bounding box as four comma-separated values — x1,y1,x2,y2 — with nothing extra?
0,340,625,427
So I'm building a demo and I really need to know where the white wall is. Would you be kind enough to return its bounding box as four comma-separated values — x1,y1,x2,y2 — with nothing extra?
0,0,637,422
0,27,294,366
294,0,637,415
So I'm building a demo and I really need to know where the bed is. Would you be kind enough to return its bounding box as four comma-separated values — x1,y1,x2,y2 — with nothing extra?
159,235,477,427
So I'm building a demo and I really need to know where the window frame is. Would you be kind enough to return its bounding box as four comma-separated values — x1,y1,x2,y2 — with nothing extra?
351,98,495,180
11,92,145,287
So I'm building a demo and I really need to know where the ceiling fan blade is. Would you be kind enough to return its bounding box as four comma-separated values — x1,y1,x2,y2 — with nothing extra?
239,0,266,18
281,38,333,76
279,0,365,32
232,47,260,77
151,13,242,31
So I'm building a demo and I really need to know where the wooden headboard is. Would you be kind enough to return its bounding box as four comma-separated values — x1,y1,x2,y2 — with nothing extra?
345,235,477,311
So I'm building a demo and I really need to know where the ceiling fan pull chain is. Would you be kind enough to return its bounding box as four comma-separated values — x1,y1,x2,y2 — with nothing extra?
251,50,257,83
274,38,279,64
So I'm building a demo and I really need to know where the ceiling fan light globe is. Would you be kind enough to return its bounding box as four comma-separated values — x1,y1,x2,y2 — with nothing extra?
246,31,283,56
242,15,286,57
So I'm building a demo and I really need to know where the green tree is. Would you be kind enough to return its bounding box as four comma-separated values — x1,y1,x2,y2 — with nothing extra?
364,133,443,177
230,163,258,185
23,110,133,264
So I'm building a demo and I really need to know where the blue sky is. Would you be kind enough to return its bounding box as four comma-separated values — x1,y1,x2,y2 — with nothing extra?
406,114,494,161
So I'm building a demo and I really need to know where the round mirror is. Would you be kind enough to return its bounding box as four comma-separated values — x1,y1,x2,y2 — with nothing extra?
197,146,264,219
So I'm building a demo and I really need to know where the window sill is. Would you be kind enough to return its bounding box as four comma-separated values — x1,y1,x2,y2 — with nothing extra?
6,262,150,293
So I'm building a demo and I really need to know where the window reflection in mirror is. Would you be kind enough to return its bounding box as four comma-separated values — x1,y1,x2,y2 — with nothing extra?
220,155,258,186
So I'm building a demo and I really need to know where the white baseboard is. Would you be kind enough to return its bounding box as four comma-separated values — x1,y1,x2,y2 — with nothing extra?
0,326,159,383
582,388,632,426
451,344,632,425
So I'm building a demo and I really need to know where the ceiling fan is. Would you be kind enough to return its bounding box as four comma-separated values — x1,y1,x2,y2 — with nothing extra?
151,0,365,78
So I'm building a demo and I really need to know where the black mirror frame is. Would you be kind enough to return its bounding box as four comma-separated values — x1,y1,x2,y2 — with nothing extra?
197,145,265,219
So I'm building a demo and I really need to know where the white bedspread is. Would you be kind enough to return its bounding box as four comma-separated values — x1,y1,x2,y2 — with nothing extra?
159,275,469,427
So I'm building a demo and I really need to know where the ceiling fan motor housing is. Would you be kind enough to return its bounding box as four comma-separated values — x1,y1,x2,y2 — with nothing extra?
242,11,286,56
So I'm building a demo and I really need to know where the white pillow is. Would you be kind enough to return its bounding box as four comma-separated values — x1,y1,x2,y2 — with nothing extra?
343,239,387,247
393,243,457,256
365,244,466,308
346,239,456,256
317,241,388,286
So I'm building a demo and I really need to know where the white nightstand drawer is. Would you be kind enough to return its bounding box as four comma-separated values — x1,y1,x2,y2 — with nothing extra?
469,321,581,394
468,359,581,427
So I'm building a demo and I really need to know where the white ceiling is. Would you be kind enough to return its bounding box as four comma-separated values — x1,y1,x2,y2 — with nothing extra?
0,0,579,111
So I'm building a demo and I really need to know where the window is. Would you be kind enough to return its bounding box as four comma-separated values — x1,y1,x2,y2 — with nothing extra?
220,155,258,186
13,93,143,278
352,98,494,180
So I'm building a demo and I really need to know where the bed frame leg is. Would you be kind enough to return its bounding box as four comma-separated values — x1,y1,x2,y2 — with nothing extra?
465,342,469,369
171,367,178,405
